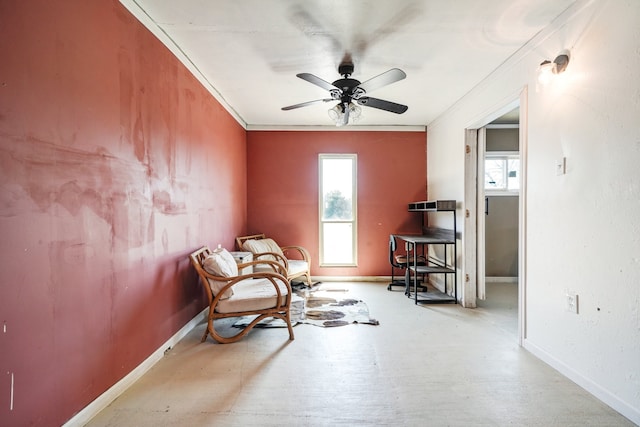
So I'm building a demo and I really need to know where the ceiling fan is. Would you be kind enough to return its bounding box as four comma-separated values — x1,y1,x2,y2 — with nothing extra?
282,61,408,126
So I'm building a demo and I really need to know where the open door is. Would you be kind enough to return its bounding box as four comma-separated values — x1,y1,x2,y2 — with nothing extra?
462,127,488,304
477,128,487,300
463,129,478,307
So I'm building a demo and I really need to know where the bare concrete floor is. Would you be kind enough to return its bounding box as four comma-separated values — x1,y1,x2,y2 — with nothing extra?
86,282,633,426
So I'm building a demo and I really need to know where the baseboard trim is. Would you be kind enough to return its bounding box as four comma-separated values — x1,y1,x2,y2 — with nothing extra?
427,275,447,293
486,276,518,283
63,307,208,426
523,339,640,425
311,276,390,282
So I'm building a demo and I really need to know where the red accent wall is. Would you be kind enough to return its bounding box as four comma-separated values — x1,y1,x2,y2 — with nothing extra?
0,1,246,425
246,131,427,277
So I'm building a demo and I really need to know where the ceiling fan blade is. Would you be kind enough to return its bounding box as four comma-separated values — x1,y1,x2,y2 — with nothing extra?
356,97,408,114
282,98,334,111
356,68,406,94
297,73,341,92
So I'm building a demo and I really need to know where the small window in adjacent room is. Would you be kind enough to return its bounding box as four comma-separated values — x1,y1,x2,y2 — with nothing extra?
485,153,520,193
319,154,357,266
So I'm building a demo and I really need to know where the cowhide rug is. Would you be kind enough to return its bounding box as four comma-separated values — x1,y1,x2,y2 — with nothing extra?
233,284,379,328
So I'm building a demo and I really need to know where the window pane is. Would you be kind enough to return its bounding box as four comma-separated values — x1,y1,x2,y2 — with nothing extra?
322,158,353,220
485,155,519,193
485,159,506,190
319,154,356,266
323,190,353,220
322,223,353,264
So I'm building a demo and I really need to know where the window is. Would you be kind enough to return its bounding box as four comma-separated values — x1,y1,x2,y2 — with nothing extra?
484,153,519,194
319,154,357,266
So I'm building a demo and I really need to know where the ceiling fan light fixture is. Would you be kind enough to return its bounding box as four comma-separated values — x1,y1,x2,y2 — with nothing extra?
328,102,362,126
328,104,344,123
349,103,362,120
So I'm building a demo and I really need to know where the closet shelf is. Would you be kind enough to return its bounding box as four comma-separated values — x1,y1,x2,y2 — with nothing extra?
408,200,456,212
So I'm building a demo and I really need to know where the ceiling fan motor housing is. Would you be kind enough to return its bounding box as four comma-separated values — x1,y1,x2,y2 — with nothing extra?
333,78,361,94
335,62,360,103
338,62,354,77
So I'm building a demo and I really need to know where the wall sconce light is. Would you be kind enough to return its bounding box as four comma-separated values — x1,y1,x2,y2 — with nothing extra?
538,50,570,85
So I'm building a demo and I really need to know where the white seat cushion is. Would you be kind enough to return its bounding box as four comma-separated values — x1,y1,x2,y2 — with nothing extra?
253,259,308,276
287,259,308,276
216,277,289,314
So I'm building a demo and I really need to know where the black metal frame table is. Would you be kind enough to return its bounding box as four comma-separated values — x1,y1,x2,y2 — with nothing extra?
393,231,457,304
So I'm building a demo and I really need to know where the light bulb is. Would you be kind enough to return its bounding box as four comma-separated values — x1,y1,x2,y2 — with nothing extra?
349,103,362,121
537,60,555,86
328,104,343,122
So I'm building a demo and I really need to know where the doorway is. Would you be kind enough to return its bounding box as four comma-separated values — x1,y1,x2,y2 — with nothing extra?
477,120,520,336
479,121,520,291
463,88,528,344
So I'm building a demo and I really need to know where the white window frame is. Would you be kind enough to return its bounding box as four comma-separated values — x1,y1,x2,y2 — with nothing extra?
484,151,520,196
318,154,357,267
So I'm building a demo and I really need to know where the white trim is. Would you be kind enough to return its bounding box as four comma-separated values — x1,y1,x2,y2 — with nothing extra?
311,276,391,282
247,125,426,132
427,275,447,294
485,191,520,197
484,152,520,194
485,124,520,129
318,154,358,267
485,276,518,284
523,339,640,425
63,308,208,427
517,87,528,345
485,150,519,156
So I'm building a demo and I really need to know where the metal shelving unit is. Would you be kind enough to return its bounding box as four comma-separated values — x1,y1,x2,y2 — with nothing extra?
405,200,457,304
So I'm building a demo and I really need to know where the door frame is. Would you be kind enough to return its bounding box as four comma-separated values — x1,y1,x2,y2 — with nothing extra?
463,86,528,345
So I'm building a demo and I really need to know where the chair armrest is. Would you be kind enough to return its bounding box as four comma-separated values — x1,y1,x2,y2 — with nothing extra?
252,251,290,270
238,259,287,276
280,245,311,263
198,266,292,306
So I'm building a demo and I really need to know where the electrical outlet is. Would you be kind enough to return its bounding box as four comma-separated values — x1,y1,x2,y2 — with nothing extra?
566,292,579,314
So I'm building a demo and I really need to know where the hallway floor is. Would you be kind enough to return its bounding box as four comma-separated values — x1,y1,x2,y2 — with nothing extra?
86,282,633,426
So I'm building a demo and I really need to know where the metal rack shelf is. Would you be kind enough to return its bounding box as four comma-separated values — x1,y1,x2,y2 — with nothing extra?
403,200,457,304
408,199,456,212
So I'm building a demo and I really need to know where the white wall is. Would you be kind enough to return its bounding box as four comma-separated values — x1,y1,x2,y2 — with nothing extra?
426,0,640,423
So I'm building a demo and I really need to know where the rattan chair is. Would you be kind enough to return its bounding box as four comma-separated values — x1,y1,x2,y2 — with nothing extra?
190,246,295,344
236,233,312,286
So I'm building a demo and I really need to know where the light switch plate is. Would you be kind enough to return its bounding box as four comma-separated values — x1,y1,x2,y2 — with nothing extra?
556,157,566,175
566,292,579,314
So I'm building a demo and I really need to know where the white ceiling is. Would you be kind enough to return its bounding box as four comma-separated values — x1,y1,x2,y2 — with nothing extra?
121,0,575,129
